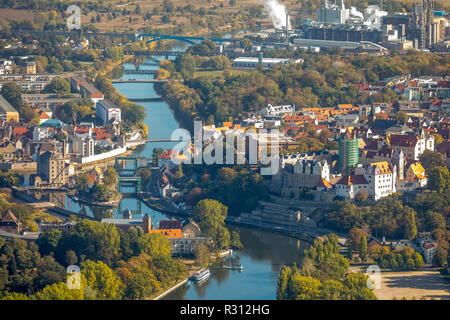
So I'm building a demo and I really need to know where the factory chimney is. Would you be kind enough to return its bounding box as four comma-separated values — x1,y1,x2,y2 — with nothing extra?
258,51,263,69
285,12,289,45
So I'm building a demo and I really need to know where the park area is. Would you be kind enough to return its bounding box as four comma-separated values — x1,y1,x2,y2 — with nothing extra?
374,269,450,300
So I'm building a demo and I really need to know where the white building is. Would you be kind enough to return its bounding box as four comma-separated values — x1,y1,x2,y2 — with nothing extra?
232,57,302,68
96,99,121,124
259,104,295,116
336,161,397,200
335,174,369,199
33,127,54,141
0,60,13,74
72,137,94,157
387,132,434,160
316,0,350,24
364,161,396,201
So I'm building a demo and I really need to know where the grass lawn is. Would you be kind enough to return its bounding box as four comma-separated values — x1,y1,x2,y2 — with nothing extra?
193,68,252,79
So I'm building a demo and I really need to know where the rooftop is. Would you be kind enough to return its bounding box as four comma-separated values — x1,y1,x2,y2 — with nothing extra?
0,94,18,113
336,174,368,186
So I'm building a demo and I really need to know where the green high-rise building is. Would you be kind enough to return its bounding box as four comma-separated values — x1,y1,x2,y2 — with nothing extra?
338,136,359,172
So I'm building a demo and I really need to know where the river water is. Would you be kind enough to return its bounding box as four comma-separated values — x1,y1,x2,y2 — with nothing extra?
113,60,308,300
34,49,309,299
117,53,308,300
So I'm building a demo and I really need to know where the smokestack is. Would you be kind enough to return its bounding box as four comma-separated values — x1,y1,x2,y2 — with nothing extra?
286,12,289,45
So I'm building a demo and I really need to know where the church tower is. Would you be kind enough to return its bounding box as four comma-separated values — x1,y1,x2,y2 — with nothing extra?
142,213,151,233
392,149,405,180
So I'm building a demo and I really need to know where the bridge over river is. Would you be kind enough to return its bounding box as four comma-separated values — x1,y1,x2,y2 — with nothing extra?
110,79,175,83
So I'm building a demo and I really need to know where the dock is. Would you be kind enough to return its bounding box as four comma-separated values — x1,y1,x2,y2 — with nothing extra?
152,268,207,300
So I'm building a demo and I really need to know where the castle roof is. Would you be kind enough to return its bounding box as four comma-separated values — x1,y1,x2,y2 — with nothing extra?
369,161,392,174
409,162,426,180
336,175,368,186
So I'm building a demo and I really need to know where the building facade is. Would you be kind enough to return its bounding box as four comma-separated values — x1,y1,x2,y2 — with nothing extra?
96,99,121,124
37,149,69,186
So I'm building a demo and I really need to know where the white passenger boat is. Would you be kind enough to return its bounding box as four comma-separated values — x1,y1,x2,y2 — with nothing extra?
191,269,211,282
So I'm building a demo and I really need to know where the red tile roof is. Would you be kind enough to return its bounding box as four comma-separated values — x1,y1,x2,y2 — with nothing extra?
388,134,419,147
336,175,368,186
13,127,30,137
159,149,174,160
317,177,332,188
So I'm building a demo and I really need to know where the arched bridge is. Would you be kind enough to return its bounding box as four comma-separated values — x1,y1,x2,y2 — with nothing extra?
135,33,238,44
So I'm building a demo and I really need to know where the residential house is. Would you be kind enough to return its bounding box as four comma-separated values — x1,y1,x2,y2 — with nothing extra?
0,210,22,234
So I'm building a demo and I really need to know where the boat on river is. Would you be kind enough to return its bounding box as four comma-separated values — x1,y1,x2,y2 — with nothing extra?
223,264,244,271
190,269,211,282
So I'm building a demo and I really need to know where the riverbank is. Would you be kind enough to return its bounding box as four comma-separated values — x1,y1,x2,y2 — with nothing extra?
74,149,133,172
152,266,205,300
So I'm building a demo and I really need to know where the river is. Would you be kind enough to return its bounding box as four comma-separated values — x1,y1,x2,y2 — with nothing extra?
113,50,308,300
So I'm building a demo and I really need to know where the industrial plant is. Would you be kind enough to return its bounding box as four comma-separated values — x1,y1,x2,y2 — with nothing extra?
247,0,449,53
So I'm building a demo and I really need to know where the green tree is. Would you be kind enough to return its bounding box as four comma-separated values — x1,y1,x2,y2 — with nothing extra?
175,53,197,79
428,166,450,193
423,211,446,231
320,280,346,300
230,231,243,249
359,235,367,263
412,252,424,269
103,167,118,188
287,274,321,300
395,111,409,123
433,246,447,267
54,131,67,143
240,38,252,51
105,47,124,63
137,233,172,258
276,265,292,300
355,189,368,205
403,208,417,240
35,282,84,300
419,150,445,171
64,220,121,265
194,199,228,235
1,82,22,107
64,250,78,266
194,243,210,267
74,173,90,193
43,78,70,96
81,260,122,299
0,170,21,187
36,229,62,256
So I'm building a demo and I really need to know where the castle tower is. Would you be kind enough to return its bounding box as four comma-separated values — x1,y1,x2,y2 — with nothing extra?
392,149,405,180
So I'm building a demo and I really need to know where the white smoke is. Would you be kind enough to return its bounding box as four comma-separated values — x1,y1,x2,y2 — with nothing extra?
350,6,364,20
263,0,290,29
